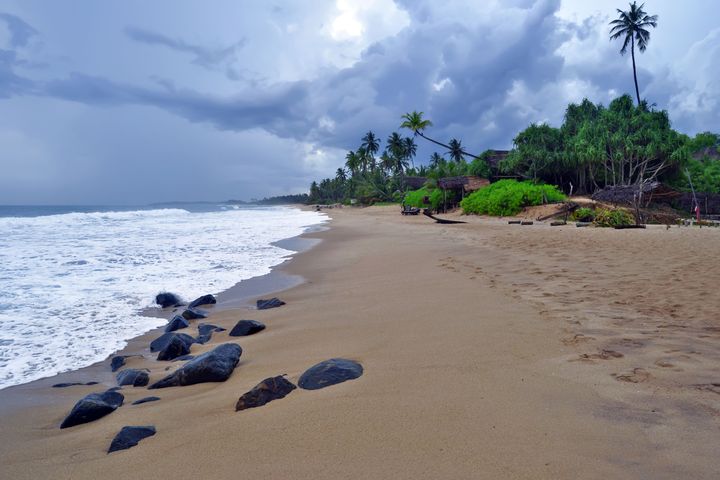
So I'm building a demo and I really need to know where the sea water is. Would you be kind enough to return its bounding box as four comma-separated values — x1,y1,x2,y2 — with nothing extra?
0,204,327,390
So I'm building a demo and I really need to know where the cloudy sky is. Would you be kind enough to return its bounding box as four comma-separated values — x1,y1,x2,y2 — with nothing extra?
0,0,717,204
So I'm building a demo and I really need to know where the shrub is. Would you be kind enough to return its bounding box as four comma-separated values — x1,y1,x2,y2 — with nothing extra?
571,207,595,222
460,180,566,216
593,208,633,227
403,187,450,211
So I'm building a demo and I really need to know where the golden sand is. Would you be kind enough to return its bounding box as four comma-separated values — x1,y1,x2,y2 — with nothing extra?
0,206,718,479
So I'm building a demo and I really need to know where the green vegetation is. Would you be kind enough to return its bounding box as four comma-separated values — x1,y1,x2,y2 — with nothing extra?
571,207,596,222
500,95,689,194
303,5,717,215
403,187,446,211
460,180,566,216
593,208,634,227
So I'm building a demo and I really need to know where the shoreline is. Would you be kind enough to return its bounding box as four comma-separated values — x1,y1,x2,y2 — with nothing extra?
1,206,718,479
0,209,329,411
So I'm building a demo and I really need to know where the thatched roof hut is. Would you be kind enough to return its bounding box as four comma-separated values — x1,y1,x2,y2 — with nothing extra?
404,176,428,190
438,176,490,193
484,150,510,168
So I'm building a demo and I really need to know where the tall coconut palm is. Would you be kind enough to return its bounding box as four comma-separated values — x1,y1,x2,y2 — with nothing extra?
345,150,360,175
402,137,417,168
386,132,405,160
447,138,464,163
335,167,347,183
609,2,658,106
361,131,380,158
428,152,444,169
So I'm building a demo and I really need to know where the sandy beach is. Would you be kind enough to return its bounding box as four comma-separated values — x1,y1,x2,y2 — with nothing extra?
1,206,719,479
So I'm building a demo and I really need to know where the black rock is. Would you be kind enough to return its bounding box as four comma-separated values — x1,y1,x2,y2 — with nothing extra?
149,343,242,389
198,323,226,336
116,369,149,387
107,386,123,392
172,354,195,362
155,292,183,308
256,297,285,310
188,294,217,308
229,320,266,337
132,396,161,405
157,335,192,361
235,375,296,411
110,356,126,372
298,358,363,391
108,426,156,453
181,308,208,320
150,332,195,353
60,390,124,429
165,315,190,333
52,381,99,388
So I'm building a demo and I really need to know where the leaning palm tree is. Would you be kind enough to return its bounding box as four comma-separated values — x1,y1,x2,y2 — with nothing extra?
447,138,464,163
401,111,483,161
609,2,658,106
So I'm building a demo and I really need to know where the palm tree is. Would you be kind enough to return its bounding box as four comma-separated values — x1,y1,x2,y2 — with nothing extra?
402,137,417,168
447,138,464,163
401,111,482,160
386,132,403,156
361,131,380,158
428,152,444,169
609,2,658,106
345,150,360,175
335,168,347,182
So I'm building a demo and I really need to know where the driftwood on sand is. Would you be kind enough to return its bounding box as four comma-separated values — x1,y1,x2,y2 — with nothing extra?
422,209,467,224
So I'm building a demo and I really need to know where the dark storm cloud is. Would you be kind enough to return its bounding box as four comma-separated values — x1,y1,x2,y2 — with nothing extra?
0,13,37,48
44,73,313,136
124,26,246,69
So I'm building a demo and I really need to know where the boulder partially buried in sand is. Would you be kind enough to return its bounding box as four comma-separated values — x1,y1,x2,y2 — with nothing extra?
256,297,285,310
156,335,192,361
165,315,190,333
148,343,242,389
150,332,195,353
108,426,156,453
60,390,124,429
110,356,126,372
181,308,208,320
298,359,363,390
235,375,296,411
188,294,217,308
132,396,160,405
229,320,265,337
116,369,149,387
155,292,183,308
195,323,226,344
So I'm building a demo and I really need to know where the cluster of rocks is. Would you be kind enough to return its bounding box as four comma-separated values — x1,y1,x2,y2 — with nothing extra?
57,290,365,454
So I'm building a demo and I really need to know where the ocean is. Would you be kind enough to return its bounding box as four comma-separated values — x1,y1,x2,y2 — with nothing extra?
0,204,327,390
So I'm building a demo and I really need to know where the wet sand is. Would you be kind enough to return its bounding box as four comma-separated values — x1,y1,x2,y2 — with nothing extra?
0,206,718,479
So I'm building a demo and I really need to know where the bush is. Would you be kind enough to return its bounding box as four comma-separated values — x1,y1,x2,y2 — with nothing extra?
593,208,633,227
460,180,566,216
403,187,449,211
571,207,595,222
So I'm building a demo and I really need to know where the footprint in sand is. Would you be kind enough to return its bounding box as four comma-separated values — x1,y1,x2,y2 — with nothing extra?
579,350,624,361
561,334,595,346
612,368,650,383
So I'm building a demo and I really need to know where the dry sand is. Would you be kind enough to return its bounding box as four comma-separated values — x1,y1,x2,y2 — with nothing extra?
0,206,718,479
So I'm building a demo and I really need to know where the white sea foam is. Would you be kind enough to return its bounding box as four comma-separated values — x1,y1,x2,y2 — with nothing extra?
0,206,327,389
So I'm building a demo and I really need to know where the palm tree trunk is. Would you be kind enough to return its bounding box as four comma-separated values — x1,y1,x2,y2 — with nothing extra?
418,133,482,161
631,35,641,106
